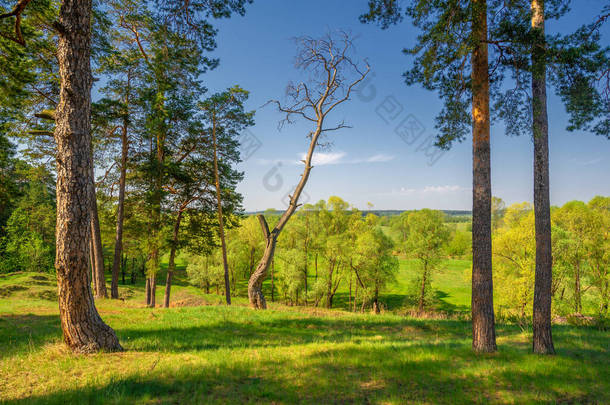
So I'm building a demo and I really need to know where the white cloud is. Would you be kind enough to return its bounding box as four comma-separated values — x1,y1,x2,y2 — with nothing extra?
571,157,603,166
421,185,465,193
304,151,347,166
256,152,395,166
389,185,468,195
364,154,395,163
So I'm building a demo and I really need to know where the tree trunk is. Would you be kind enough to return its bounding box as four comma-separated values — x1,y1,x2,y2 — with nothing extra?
90,188,107,299
149,273,156,308
349,269,352,311
145,277,151,306
471,0,497,353
89,238,96,292
163,211,183,308
53,0,121,353
303,242,308,306
121,254,126,285
418,267,428,314
326,260,335,309
531,0,555,355
248,119,325,309
270,259,275,302
575,262,581,313
249,247,254,277
111,116,129,299
211,119,231,305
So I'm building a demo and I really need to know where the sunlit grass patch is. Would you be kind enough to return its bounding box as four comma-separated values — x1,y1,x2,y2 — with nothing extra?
0,272,608,404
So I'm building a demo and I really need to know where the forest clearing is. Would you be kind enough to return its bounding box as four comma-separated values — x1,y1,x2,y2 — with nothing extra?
1,0,608,403
1,265,608,404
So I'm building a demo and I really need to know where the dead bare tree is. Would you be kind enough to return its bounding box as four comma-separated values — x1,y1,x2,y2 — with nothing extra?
247,31,369,309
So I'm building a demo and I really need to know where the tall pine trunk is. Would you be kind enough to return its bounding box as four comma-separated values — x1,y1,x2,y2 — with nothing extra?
163,210,183,308
531,0,555,355
111,107,129,299
471,0,497,353
54,0,120,353
211,118,231,305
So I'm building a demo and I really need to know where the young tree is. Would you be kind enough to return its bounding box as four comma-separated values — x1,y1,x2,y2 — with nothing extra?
405,209,450,313
352,227,398,313
199,86,253,305
493,203,536,318
247,32,369,309
587,197,609,318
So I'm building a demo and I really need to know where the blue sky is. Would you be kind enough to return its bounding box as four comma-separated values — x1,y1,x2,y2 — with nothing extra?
201,0,609,211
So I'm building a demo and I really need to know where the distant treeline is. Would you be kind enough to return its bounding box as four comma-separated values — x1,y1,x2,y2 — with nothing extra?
246,209,472,218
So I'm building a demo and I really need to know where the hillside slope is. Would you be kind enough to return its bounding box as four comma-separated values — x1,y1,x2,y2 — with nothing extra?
0,272,608,404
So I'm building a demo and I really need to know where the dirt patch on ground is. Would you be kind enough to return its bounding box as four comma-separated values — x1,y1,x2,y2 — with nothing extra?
28,289,57,301
29,275,52,282
170,296,209,307
0,284,28,297
553,313,596,326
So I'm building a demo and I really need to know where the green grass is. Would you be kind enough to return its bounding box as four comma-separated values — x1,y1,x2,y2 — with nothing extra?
275,257,473,313
1,271,608,404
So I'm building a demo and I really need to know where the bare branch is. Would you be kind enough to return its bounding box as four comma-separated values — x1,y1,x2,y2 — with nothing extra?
0,0,32,46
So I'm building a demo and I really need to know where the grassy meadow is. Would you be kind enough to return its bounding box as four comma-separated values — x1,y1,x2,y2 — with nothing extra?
1,266,608,404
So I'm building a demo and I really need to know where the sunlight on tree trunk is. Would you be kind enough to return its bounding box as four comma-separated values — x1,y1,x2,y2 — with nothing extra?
54,0,121,353
471,0,497,353
531,0,555,355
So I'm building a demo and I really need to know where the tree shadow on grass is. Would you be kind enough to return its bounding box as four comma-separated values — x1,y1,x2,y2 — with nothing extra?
6,338,609,404
0,314,61,359
117,309,531,354
0,346,482,404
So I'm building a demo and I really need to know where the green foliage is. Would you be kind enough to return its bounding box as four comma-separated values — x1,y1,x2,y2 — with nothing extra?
492,198,610,320
493,203,536,318
403,209,450,310
446,229,472,258
361,1,609,146
352,228,399,311
186,253,224,293
0,165,55,273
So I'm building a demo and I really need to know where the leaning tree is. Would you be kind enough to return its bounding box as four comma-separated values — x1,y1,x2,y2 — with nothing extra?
247,32,369,309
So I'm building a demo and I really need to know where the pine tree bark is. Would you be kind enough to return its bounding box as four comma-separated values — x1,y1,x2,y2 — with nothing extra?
211,117,231,305
531,0,555,355
111,111,129,299
471,0,497,353
53,0,121,353
163,210,183,308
